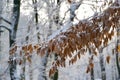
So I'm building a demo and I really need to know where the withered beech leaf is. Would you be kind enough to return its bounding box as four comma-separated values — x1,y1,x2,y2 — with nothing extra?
19,59,22,65
27,44,33,54
37,47,41,55
86,66,90,73
117,45,120,52
106,55,110,64
22,46,27,54
28,44,32,50
74,55,77,63
34,44,39,50
27,56,32,63
49,69,52,77
89,63,94,69
49,67,56,77
14,46,17,52
39,48,46,57
93,51,97,56
20,50,22,56
77,52,81,59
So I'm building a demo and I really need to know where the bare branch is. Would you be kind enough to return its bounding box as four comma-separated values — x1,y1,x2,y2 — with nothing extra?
0,16,12,25
0,25,11,32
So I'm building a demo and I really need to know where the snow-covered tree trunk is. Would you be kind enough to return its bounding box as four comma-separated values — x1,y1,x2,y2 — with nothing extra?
88,49,94,80
116,19,120,79
0,0,11,80
0,1,3,80
38,51,48,80
115,1,120,79
99,48,106,80
9,0,20,80
33,0,40,42
50,0,61,79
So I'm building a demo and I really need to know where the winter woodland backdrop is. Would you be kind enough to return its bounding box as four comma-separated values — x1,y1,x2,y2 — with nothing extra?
0,0,120,80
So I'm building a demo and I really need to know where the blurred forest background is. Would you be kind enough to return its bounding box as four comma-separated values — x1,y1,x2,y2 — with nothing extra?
0,0,120,80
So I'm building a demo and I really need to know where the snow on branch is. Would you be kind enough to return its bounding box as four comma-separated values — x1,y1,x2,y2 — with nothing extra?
0,25,12,32
0,16,12,25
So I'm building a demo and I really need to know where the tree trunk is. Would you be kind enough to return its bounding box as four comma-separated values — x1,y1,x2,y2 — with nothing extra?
115,1,120,78
116,28,120,79
38,52,48,80
100,54,106,80
9,0,20,80
99,48,106,80
32,0,38,24
88,48,94,80
0,1,3,80
51,0,61,80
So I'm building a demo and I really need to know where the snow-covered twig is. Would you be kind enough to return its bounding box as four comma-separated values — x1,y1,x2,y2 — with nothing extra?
0,16,12,25
0,25,12,32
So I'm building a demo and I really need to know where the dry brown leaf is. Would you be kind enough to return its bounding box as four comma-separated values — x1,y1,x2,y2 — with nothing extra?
27,56,32,63
112,49,114,55
89,63,94,69
19,60,22,65
111,30,114,36
78,53,81,59
14,46,17,52
20,50,22,56
37,47,41,55
39,48,45,57
34,44,39,50
22,46,27,54
93,51,97,56
67,0,72,3
49,69,52,77
86,66,90,73
49,67,56,77
74,55,77,63
9,50,13,55
117,45,120,52
28,44,33,54
106,55,110,64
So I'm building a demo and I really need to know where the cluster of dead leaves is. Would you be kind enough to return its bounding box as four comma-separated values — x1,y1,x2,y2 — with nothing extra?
47,3,120,76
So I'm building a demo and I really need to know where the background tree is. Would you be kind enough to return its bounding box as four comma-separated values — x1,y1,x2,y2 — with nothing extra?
9,0,20,80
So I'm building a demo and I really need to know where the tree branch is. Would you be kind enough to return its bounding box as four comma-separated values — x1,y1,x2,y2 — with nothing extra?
0,25,11,32
0,16,12,25
45,2,120,69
